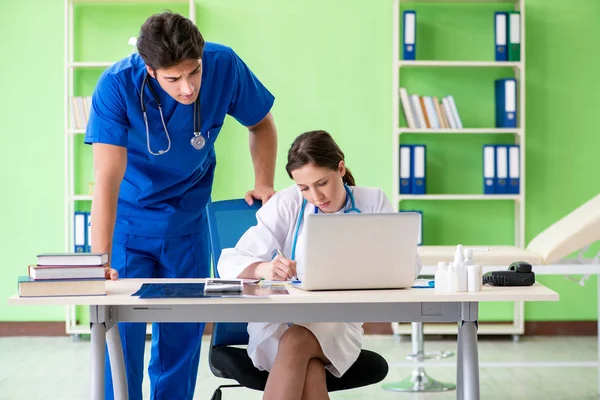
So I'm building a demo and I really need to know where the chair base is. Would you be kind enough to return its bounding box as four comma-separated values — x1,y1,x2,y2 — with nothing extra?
405,350,454,361
382,367,456,392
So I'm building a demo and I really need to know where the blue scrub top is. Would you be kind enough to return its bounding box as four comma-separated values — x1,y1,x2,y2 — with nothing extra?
85,43,275,238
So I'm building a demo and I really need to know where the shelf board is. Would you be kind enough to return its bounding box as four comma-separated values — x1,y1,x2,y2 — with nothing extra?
70,195,93,201
71,0,189,3
68,61,114,68
398,128,521,135
398,60,522,68
397,194,521,201
397,0,519,5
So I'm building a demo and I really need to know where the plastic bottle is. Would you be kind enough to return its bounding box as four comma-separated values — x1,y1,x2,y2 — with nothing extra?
467,264,483,292
464,247,490,266
447,264,458,293
434,262,448,293
454,244,467,292
464,248,489,290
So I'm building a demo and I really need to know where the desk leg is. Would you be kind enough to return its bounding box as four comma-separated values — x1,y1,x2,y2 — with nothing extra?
597,275,600,395
107,324,129,400
91,321,106,400
458,320,480,400
456,321,463,400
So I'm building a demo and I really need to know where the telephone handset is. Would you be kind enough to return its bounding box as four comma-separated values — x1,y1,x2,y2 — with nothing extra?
482,261,535,286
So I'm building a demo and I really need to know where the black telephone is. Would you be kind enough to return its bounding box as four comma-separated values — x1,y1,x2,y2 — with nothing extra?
482,261,535,286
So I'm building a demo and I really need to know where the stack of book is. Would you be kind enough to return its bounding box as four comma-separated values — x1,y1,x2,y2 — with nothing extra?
399,88,463,130
18,253,108,297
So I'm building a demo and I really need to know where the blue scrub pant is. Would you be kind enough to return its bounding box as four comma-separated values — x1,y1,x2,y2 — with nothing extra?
104,216,210,400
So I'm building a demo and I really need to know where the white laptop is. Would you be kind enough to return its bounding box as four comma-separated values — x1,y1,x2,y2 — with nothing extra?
293,212,420,291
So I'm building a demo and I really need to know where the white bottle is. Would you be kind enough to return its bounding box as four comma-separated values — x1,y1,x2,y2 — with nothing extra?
447,265,458,293
464,248,475,266
467,264,483,292
463,247,490,266
464,248,489,289
454,244,467,292
434,262,448,293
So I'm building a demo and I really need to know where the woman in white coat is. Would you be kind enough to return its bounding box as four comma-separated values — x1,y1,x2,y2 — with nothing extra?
218,130,422,400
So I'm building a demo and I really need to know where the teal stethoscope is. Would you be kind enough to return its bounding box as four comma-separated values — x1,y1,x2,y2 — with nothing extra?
290,184,361,260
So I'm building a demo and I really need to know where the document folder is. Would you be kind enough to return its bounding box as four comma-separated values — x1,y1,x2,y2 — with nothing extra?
403,11,416,60
508,144,520,194
412,145,426,195
495,12,508,61
508,11,521,61
74,212,86,253
495,78,517,128
400,145,412,194
495,145,508,194
483,145,495,195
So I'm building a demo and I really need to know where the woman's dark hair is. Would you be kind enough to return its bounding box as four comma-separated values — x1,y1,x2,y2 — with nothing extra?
137,11,205,70
286,130,356,186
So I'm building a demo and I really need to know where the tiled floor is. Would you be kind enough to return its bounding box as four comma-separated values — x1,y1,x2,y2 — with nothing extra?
1,334,599,399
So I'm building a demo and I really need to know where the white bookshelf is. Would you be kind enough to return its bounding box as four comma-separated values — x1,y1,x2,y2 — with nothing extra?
398,128,522,135
393,0,526,335
398,60,522,68
63,0,197,336
396,194,522,201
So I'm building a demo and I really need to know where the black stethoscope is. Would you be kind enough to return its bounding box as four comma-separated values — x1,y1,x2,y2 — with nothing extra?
140,72,206,156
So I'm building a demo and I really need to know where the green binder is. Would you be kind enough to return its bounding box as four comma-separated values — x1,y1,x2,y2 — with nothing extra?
507,11,521,61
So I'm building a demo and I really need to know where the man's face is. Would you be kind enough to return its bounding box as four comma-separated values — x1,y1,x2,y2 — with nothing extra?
147,58,202,105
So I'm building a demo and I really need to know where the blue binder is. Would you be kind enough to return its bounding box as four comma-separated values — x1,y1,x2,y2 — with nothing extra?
495,145,508,194
411,145,426,195
495,78,517,128
399,145,412,194
494,12,508,61
403,11,416,60
483,145,495,194
74,211,87,252
85,212,92,252
508,145,520,194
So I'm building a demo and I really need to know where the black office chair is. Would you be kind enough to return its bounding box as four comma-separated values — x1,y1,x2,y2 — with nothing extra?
205,199,389,400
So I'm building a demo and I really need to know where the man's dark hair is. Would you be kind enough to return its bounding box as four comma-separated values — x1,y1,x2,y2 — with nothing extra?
137,11,205,70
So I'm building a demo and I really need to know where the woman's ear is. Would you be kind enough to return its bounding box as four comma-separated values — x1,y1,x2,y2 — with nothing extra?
338,160,346,177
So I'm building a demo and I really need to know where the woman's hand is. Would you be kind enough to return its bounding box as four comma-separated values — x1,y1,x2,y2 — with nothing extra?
256,255,297,280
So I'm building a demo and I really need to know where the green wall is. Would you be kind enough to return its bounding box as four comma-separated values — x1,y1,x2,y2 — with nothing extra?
1,0,598,324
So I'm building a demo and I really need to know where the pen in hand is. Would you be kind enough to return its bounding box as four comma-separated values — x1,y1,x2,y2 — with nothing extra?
276,249,297,281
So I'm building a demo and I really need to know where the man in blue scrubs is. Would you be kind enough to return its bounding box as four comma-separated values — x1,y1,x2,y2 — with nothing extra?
85,11,277,400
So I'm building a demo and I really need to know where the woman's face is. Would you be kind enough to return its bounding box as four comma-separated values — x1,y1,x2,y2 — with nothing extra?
291,161,346,213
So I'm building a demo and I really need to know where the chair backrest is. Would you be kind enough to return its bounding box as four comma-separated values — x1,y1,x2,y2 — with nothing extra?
206,199,262,346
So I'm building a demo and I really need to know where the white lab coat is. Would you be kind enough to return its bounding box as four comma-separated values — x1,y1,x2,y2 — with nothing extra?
218,185,422,377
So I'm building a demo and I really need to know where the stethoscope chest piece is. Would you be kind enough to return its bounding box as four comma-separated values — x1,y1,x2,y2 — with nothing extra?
191,132,206,150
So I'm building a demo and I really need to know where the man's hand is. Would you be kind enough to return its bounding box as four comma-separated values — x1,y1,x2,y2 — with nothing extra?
245,184,276,206
105,266,118,280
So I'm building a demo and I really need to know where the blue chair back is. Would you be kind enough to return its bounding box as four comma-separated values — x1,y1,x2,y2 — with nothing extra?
206,199,262,346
